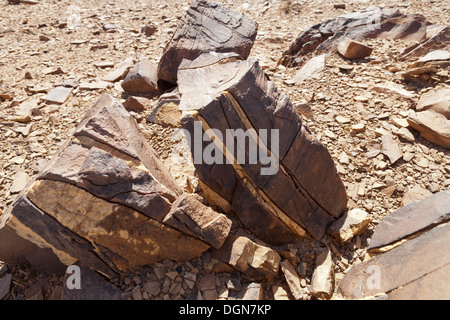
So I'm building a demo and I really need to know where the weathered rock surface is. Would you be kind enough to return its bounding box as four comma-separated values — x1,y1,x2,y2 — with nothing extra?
280,260,303,300
0,94,230,275
292,54,326,83
147,89,182,128
416,88,450,118
121,58,159,95
280,8,427,67
337,38,373,59
337,221,450,299
310,247,334,299
328,208,371,243
407,110,450,149
157,0,258,84
399,25,450,61
178,52,347,244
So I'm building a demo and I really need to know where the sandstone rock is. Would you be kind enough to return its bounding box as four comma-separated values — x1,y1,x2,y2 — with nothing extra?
178,52,347,244
328,208,371,243
79,81,112,90
272,285,291,300
147,90,182,128
416,88,450,118
157,0,258,84
103,57,134,82
123,96,152,112
337,221,450,299
280,260,303,300
45,86,73,104
10,170,30,194
407,110,450,149
337,38,373,59
292,54,326,83
399,25,450,61
0,94,229,276
61,263,122,300
228,282,263,300
374,82,414,101
121,58,159,95
211,235,280,280
401,185,432,207
381,134,403,164
310,247,334,299
280,8,427,67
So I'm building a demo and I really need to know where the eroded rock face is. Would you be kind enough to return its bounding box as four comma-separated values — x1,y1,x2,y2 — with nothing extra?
157,0,258,84
279,8,427,67
0,94,231,275
177,53,347,244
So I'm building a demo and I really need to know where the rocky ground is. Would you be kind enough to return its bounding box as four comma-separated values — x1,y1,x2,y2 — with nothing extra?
0,0,449,300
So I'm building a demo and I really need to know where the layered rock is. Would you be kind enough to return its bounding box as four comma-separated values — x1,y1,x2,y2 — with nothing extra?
157,0,258,84
177,52,347,245
279,8,427,67
0,94,231,275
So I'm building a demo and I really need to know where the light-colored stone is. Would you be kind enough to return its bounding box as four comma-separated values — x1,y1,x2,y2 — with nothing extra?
310,248,334,299
10,171,30,194
337,38,373,59
280,260,303,300
45,86,73,104
381,134,403,164
328,208,371,243
401,185,432,207
292,54,326,83
408,110,450,149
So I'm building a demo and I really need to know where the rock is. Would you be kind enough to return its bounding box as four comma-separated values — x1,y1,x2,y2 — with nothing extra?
197,273,216,291
147,90,182,128
131,286,143,300
45,86,73,104
374,82,414,101
61,263,122,300
399,26,450,61
407,110,450,149
79,81,112,90
416,88,450,118
141,24,157,36
163,193,232,249
228,282,263,300
280,260,303,300
123,96,152,112
337,221,450,299
369,190,450,252
396,127,415,143
280,8,427,67
401,185,433,207
292,54,326,83
121,58,159,95
143,281,161,297
9,101,34,123
328,208,371,243
337,38,373,59
272,285,290,300
157,0,258,84
0,274,12,300
178,52,347,244
351,123,366,133
0,94,225,276
310,247,334,299
381,134,403,164
10,171,30,194
103,58,134,82
211,235,280,280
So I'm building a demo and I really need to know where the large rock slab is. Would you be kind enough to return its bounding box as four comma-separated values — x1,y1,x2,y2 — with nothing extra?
0,94,229,275
178,53,347,244
337,221,450,299
279,8,427,67
157,0,258,84
399,25,450,61
416,88,450,118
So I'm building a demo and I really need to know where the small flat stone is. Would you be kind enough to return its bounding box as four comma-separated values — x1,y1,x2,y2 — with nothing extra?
381,134,403,164
10,171,30,194
45,86,73,104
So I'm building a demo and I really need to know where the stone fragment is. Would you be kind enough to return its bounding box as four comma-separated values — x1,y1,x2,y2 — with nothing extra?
10,171,30,194
280,260,303,300
337,38,373,59
163,194,232,249
9,101,34,123
123,96,152,112
374,82,414,101
147,90,182,128
310,247,334,299
328,208,371,243
103,58,134,82
121,58,159,95
292,54,326,83
416,88,450,118
369,190,450,252
399,26,450,61
228,282,263,300
381,134,403,164
407,110,450,149
401,185,432,207
157,0,258,84
45,86,73,104
141,24,157,36
211,235,280,280
178,52,347,244
396,127,415,142
272,285,290,300
79,81,112,90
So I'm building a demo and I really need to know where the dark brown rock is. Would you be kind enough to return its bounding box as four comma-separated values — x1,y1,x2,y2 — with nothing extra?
178,53,347,244
123,96,152,112
399,25,450,61
337,38,373,59
157,0,258,84
121,58,159,95
279,8,427,67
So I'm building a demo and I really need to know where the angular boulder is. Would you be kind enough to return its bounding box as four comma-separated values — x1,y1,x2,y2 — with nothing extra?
157,0,258,84
0,94,230,275
416,88,450,119
337,38,373,59
121,58,159,95
407,110,450,149
178,53,347,244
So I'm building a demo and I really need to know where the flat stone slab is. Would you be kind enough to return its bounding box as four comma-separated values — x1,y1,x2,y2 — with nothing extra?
45,86,73,104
